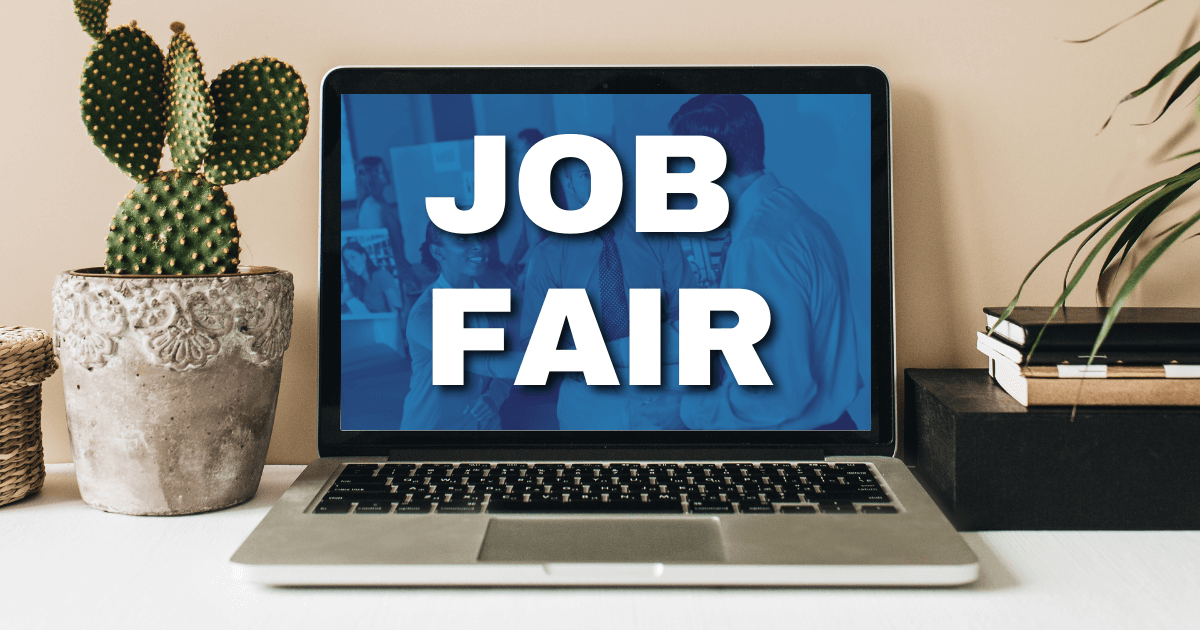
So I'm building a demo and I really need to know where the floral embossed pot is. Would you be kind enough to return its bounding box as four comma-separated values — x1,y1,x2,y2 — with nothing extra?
53,267,292,515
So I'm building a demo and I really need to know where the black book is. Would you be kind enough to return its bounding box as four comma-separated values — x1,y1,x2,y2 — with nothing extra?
983,306,1200,354
977,331,1200,366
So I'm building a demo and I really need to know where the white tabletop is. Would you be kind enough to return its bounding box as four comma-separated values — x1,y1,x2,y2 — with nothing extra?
2,465,1197,629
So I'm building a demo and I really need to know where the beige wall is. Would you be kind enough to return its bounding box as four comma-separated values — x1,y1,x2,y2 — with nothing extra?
4,1,1199,464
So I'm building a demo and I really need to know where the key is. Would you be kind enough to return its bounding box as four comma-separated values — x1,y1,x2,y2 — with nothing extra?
436,499,483,514
314,500,352,514
443,490,483,502
355,501,394,514
738,499,774,514
688,499,734,514
321,491,394,503
379,464,416,477
329,482,390,494
487,498,682,514
815,492,890,503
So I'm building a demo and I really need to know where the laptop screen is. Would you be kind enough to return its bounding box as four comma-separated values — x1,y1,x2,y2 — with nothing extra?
321,68,893,451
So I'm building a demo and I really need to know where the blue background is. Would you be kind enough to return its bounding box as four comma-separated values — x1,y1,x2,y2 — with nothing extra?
340,93,871,430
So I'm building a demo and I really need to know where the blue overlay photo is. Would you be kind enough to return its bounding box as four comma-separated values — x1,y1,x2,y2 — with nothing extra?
340,93,871,431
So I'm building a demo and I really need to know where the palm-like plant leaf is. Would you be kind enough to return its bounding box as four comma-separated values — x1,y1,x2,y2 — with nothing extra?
1100,39,1200,131
1066,0,1168,43
1064,213,1120,291
1089,206,1200,359
1170,147,1200,160
1022,167,1200,358
997,2,1200,373
1140,60,1200,125
1098,178,1193,275
987,171,1197,336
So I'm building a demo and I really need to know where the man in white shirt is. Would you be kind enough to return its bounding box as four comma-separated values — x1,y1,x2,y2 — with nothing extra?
634,94,862,431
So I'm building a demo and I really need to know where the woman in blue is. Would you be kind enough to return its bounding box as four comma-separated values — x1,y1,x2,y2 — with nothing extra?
401,223,519,430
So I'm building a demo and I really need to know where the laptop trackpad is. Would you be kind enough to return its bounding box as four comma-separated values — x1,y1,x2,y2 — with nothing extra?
478,518,727,563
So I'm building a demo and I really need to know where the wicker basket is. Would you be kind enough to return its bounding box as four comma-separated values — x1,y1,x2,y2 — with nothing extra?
0,327,58,507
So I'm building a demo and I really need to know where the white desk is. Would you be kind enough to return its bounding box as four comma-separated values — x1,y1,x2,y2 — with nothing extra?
2,465,1197,629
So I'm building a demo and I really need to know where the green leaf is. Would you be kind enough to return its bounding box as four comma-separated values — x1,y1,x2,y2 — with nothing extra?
1169,147,1200,161
1088,205,1200,361
988,174,1190,336
1063,211,1121,292
1026,190,1160,360
1139,60,1200,125
1099,38,1200,131
1154,221,1184,238
1066,0,1167,43
1097,160,1200,273
1098,174,1196,275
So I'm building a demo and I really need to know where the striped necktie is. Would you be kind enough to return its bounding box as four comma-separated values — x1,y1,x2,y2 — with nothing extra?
597,225,630,342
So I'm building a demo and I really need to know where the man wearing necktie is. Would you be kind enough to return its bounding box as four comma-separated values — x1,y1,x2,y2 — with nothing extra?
520,158,694,430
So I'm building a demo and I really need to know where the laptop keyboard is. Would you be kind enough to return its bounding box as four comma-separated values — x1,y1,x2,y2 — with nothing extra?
313,462,897,515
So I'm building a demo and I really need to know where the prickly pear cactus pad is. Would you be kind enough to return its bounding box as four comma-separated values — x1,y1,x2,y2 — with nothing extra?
104,171,241,275
165,23,213,173
80,23,167,182
207,58,309,186
74,0,111,41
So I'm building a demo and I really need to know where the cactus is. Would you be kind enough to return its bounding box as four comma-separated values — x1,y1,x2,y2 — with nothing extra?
208,58,309,186
104,171,239,275
165,22,213,173
79,21,167,182
74,0,111,41
74,2,309,275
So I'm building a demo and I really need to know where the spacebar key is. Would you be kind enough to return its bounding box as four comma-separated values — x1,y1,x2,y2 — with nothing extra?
488,499,683,514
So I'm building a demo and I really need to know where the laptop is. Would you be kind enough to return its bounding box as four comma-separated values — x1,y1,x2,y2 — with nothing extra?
230,65,979,586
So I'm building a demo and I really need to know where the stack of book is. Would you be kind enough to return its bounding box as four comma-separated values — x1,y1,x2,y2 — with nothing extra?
976,306,1200,406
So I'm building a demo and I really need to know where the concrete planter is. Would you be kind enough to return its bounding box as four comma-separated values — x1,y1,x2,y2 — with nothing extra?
51,267,293,515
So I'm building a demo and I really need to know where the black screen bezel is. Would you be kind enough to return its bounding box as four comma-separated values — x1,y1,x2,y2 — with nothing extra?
318,66,895,458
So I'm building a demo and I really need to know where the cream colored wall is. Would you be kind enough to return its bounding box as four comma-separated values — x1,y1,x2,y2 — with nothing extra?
4,0,1199,464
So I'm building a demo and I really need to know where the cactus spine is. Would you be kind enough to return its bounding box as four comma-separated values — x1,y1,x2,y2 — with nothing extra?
75,2,309,275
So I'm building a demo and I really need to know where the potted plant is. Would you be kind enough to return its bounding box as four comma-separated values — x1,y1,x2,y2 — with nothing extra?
51,0,308,515
993,2,1200,355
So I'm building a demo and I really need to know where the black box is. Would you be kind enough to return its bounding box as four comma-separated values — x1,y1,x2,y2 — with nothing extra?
905,369,1200,530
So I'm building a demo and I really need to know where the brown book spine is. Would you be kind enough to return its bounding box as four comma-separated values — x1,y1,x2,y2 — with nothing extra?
1019,365,1167,378
992,359,1200,406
